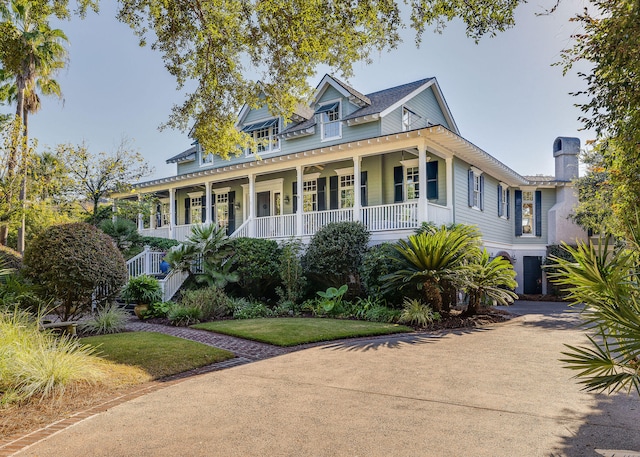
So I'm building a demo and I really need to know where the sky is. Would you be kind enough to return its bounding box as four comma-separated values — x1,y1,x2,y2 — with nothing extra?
1,0,593,181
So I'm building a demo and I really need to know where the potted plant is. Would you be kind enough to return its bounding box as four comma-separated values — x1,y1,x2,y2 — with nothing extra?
121,275,163,319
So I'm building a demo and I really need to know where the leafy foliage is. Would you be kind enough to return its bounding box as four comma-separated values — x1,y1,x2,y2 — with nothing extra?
359,242,406,306
79,303,129,335
276,238,306,305
22,222,127,321
120,274,162,305
464,250,517,315
549,237,640,395
303,221,369,293
99,218,140,252
0,244,20,270
398,298,440,327
229,237,281,300
167,304,202,327
180,286,231,321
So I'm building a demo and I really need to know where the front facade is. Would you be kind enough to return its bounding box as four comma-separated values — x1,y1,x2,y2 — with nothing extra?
115,75,587,294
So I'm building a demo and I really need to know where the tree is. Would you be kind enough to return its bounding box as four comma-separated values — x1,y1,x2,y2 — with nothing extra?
58,140,153,222
464,250,518,316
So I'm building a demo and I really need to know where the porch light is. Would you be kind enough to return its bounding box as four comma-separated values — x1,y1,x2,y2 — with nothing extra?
234,202,241,210
284,195,291,204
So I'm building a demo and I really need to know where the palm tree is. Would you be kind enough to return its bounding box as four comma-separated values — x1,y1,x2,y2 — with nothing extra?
383,224,481,313
0,0,68,249
463,249,518,316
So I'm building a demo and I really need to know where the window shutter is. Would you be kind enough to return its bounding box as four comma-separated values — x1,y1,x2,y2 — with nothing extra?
479,175,485,211
292,182,297,212
535,190,542,237
506,189,511,220
156,203,162,227
228,191,236,235
317,177,326,211
174,199,177,225
329,176,339,210
426,162,438,200
211,192,216,223
184,197,190,225
201,200,206,223
394,166,403,203
468,170,474,207
514,190,523,236
497,185,503,217
361,171,368,206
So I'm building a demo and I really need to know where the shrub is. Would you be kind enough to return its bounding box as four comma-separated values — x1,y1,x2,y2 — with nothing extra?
80,303,129,335
180,286,231,320
229,237,281,300
99,218,140,252
398,298,441,327
0,245,22,271
231,298,273,319
359,243,407,306
139,236,180,252
144,301,176,319
276,238,306,305
121,275,163,305
22,222,127,321
168,304,203,326
302,222,370,294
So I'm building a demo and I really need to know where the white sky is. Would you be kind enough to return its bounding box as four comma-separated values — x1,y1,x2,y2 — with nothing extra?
1,0,593,180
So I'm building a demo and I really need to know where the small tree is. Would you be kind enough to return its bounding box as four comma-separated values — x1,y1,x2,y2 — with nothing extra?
463,250,518,316
22,222,127,321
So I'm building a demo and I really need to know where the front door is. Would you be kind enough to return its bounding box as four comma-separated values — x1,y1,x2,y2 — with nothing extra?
257,191,271,217
523,256,542,294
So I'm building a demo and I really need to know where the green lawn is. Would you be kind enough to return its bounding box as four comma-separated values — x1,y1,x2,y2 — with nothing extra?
81,332,235,379
192,318,413,347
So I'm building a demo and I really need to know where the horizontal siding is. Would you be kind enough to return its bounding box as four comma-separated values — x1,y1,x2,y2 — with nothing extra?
421,86,449,128
362,155,383,206
511,188,554,246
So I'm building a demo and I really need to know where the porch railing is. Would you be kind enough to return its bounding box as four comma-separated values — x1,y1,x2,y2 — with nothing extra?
255,214,296,238
361,202,418,231
230,219,251,238
173,224,193,242
126,246,165,278
139,227,170,239
302,208,353,236
159,269,189,302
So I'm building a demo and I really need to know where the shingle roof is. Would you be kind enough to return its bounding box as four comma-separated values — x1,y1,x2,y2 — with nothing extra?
331,76,372,106
166,146,197,164
280,77,435,136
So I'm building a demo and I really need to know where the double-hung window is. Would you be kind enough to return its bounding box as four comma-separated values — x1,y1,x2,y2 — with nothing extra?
339,174,355,208
303,179,318,212
316,101,341,140
468,168,484,211
189,195,203,224
498,184,510,219
521,191,534,235
406,166,420,200
242,118,280,154
215,192,229,230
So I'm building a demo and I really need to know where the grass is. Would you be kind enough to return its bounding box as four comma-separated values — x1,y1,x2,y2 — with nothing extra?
80,332,235,379
192,318,413,347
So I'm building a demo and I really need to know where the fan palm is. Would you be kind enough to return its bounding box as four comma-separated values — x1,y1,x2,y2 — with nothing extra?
549,238,640,395
463,249,518,316
383,224,481,312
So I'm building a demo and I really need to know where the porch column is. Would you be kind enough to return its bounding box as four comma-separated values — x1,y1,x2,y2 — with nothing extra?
112,200,117,223
418,145,428,224
353,156,361,222
248,173,256,237
204,181,212,225
445,157,454,211
169,188,176,239
296,165,303,237
137,194,144,234
149,208,155,230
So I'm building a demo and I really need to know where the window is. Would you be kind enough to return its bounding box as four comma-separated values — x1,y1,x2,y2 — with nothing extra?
201,151,213,166
406,166,419,200
521,191,534,235
468,168,484,210
303,180,317,212
243,119,280,154
190,196,203,223
317,102,341,140
216,193,229,229
339,174,354,208
498,185,509,219
161,202,170,226
402,107,418,131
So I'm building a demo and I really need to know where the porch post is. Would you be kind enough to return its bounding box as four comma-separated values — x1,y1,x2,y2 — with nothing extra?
205,181,212,225
137,194,144,234
445,157,454,211
353,156,361,222
296,165,303,237
418,145,428,224
149,199,155,230
169,188,176,240
248,173,256,237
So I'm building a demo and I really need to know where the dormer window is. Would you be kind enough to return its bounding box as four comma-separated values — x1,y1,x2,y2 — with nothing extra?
316,101,341,141
242,118,280,154
402,107,418,131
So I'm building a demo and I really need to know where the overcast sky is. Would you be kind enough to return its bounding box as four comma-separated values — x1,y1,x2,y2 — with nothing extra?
1,0,592,180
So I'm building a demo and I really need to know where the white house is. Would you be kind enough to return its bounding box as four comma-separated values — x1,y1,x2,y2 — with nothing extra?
113,75,587,294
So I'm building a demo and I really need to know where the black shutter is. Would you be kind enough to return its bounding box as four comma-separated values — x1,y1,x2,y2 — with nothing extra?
497,184,503,217
514,190,523,236
317,177,326,211
184,197,190,225
506,189,510,220
156,203,162,227
174,199,177,225
468,170,474,207
479,175,485,211
292,181,297,212
360,171,368,206
394,166,403,203
426,161,438,200
201,197,206,223
228,191,236,235
211,192,216,224
535,190,542,237
329,176,339,210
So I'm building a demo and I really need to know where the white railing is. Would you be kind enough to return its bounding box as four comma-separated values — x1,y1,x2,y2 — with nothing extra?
230,219,251,238
427,203,453,227
174,224,195,242
140,226,170,239
361,202,419,231
126,246,166,278
255,214,296,238
302,208,353,236
159,269,189,302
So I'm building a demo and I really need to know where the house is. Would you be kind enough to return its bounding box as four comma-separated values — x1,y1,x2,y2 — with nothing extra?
113,75,587,295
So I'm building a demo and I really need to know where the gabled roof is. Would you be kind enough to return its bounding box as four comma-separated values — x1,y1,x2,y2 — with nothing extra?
321,74,372,107
166,145,197,164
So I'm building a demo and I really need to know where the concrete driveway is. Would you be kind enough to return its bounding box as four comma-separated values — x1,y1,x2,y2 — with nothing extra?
15,302,640,456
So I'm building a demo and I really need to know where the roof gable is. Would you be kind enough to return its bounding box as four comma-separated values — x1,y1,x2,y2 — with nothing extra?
314,74,371,109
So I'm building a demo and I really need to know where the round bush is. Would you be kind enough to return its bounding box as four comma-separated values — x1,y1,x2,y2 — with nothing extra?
229,237,281,300
23,222,127,321
0,245,22,271
303,221,370,293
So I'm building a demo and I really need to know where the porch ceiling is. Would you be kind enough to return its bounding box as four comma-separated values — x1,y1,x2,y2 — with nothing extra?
117,126,529,196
